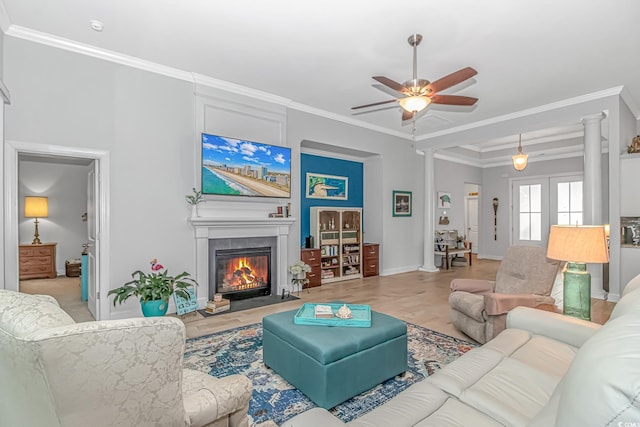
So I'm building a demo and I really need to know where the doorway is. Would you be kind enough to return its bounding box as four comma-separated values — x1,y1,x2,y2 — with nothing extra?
464,183,480,254
4,140,110,320
511,174,583,248
17,154,93,320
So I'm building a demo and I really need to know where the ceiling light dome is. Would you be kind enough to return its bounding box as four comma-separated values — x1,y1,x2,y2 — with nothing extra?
398,96,431,113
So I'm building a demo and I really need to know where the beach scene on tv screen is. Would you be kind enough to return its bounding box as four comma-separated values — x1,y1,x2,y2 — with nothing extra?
202,134,291,198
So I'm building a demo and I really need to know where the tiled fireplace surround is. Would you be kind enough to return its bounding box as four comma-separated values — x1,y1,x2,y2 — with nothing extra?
189,207,295,307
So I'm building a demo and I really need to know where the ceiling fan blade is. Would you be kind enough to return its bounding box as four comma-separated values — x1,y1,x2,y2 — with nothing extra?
352,99,398,110
425,67,477,94
430,94,478,106
401,109,415,122
372,76,409,95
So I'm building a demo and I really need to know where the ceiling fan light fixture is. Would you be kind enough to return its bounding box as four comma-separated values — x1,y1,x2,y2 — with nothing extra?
512,134,528,171
399,95,431,113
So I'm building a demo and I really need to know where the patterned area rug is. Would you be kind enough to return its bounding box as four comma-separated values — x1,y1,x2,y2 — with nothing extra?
184,322,476,426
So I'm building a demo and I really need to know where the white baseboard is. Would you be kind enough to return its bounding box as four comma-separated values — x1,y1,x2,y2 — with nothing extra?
476,253,503,261
380,265,423,276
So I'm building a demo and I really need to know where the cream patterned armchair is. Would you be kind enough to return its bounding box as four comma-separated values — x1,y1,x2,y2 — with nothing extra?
0,290,252,427
449,245,561,343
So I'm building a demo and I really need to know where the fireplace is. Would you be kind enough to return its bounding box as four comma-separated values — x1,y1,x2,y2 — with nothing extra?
191,215,295,307
208,236,278,301
215,247,271,299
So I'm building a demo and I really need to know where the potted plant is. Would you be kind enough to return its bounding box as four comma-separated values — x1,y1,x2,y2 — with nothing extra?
288,261,311,294
185,187,204,217
108,259,198,317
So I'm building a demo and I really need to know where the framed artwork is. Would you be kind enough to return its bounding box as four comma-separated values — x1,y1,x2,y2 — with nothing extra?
306,173,348,200
438,192,451,209
392,190,412,217
173,285,198,316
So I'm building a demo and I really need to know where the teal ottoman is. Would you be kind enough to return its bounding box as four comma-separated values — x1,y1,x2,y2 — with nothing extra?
262,308,407,409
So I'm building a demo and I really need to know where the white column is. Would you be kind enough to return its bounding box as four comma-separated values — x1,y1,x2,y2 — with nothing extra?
419,148,438,272
582,112,605,299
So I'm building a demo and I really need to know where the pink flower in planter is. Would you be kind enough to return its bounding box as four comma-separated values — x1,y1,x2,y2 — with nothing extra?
150,258,164,271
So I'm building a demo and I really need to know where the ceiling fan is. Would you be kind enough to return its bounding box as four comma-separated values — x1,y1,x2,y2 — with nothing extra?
352,34,478,122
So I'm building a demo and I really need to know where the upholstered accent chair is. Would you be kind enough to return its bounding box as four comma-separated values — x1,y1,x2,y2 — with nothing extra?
0,290,252,427
449,245,561,343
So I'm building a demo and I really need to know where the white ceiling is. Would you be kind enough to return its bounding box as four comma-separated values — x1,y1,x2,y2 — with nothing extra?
2,0,639,157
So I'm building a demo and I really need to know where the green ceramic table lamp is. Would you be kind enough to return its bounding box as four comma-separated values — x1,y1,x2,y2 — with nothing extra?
546,225,609,321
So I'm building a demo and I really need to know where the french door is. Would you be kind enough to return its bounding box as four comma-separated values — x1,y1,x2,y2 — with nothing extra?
512,175,583,248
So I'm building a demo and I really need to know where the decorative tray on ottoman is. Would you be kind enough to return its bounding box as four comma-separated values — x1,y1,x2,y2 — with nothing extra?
294,303,372,327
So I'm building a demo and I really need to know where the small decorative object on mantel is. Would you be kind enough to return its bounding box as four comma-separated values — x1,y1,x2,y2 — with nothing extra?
336,304,353,319
185,187,204,217
627,135,640,154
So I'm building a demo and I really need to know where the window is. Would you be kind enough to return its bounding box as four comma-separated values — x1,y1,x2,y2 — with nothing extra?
519,184,542,241
556,181,583,226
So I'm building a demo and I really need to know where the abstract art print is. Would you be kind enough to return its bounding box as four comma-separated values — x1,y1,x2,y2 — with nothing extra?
393,191,412,217
306,173,348,200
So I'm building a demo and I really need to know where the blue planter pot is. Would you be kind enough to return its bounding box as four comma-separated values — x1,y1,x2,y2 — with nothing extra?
140,299,169,317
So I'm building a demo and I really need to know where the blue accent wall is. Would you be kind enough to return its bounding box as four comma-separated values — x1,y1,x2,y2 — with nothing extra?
300,153,363,246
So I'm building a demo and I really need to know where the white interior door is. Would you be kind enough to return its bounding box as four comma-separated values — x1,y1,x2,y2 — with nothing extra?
512,179,550,248
87,162,99,319
465,196,479,253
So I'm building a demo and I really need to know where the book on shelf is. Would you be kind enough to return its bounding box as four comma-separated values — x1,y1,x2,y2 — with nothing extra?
314,304,334,319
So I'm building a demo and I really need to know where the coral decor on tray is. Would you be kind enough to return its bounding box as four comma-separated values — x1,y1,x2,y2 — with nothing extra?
337,304,353,319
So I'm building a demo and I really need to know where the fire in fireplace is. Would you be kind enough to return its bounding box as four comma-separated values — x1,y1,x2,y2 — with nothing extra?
215,247,271,299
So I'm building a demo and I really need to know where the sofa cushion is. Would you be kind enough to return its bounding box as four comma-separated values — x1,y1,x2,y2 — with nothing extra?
0,290,75,338
427,347,504,397
510,335,577,379
610,282,640,320
348,381,447,427
461,357,558,427
413,399,503,427
556,314,640,426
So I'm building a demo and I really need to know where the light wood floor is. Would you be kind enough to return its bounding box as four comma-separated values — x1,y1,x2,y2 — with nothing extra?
19,256,616,343
180,256,616,341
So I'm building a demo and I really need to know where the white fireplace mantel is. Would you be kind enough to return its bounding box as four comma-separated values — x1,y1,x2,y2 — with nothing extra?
189,216,296,306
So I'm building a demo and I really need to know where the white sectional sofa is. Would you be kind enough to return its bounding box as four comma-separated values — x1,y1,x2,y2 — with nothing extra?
281,274,640,426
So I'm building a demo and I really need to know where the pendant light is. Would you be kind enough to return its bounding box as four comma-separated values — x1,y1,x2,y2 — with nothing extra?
512,134,528,171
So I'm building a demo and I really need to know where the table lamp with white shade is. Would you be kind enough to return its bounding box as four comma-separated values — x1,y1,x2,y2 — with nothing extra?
24,196,49,245
546,225,609,321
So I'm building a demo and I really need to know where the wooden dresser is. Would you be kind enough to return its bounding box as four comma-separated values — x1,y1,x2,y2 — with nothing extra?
301,248,322,288
363,243,380,277
19,243,57,279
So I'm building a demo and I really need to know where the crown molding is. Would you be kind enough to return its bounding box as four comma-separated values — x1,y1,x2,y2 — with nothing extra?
0,79,10,104
4,24,632,144
7,25,193,82
437,143,609,169
621,86,640,120
434,152,483,168
191,73,292,107
288,101,412,140
417,86,624,142
0,1,10,33
6,24,414,141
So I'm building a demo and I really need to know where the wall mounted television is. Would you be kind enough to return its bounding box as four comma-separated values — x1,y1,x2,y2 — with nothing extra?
201,133,291,198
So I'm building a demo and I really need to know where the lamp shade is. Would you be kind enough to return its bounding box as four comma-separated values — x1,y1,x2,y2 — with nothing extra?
512,151,528,171
546,225,609,264
398,96,431,113
24,196,49,218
